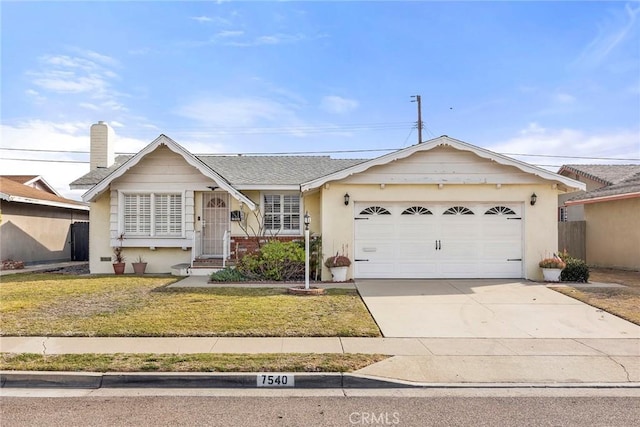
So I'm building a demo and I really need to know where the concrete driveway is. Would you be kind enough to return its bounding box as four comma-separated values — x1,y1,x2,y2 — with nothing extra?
355,279,640,338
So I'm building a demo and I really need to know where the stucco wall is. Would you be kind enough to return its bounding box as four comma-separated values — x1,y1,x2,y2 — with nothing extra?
585,198,640,270
0,201,89,264
89,192,191,274
318,183,560,280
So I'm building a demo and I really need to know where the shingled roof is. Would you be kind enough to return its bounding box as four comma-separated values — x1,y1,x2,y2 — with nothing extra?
567,171,640,203
558,164,640,186
70,154,365,189
0,177,88,210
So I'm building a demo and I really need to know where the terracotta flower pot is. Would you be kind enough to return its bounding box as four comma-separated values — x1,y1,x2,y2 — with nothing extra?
113,262,126,275
132,262,147,275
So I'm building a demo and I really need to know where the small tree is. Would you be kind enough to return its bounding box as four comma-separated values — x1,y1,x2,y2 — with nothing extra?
237,205,280,250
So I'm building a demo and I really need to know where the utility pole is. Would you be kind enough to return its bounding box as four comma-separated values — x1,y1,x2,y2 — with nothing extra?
411,95,423,144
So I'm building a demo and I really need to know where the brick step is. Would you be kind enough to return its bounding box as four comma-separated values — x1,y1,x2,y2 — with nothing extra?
192,258,235,268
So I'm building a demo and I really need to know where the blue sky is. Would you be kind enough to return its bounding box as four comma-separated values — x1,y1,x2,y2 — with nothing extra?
1,1,639,199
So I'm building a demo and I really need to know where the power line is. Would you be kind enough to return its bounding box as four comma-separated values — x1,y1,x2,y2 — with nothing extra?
2,146,639,162
0,157,88,164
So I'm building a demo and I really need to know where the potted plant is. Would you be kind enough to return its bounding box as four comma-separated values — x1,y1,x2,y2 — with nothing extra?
112,233,125,275
539,255,566,282
132,255,147,275
324,249,351,282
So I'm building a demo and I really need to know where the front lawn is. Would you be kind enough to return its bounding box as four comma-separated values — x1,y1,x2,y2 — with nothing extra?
0,353,388,373
0,274,380,337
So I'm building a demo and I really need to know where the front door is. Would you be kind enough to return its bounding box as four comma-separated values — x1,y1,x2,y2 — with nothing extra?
202,193,230,257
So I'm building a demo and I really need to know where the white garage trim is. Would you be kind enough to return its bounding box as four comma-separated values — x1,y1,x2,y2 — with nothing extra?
353,202,524,279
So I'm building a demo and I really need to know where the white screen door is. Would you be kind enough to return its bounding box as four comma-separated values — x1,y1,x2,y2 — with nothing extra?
202,193,229,256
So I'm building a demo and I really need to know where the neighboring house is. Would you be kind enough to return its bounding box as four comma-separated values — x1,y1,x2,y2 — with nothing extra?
564,171,640,270
71,122,584,280
0,175,90,265
557,165,640,222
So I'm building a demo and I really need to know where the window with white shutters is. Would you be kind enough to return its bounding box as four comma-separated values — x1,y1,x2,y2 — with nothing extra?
155,194,182,235
122,193,182,237
263,193,301,233
124,194,151,235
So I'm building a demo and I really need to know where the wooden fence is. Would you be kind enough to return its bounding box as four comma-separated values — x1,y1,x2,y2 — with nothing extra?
558,221,586,261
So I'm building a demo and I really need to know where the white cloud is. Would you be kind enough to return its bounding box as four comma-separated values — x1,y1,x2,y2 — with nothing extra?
553,93,576,104
216,30,244,38
191,16,213,23
320,95,359,114
575,3,640,67
25,50,125,113
488,123,640,171
176,97,300,127
0,120,149,200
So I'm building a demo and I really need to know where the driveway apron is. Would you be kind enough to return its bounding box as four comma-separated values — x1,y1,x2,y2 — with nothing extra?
355,279,640,338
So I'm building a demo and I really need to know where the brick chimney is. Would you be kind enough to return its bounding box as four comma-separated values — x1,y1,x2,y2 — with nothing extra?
90,121,114,170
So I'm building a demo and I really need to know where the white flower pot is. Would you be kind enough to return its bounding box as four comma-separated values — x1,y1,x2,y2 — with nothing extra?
542,268,562,282
329,266,348,282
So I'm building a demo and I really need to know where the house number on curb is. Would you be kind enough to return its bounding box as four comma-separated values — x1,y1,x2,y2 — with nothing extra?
257,374,295,387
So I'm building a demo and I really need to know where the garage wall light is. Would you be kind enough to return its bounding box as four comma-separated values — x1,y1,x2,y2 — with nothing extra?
344,193,350,206
530,193,537,206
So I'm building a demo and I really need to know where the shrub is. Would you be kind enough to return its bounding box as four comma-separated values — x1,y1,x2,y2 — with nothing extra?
210,267,247,282
237,240,305,281
558,251,590,283
560,258,590,283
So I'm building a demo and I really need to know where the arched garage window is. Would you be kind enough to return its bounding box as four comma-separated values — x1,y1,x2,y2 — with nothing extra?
484,206,515,215
360,206,391,215
443,206,474,215
401,206,432,215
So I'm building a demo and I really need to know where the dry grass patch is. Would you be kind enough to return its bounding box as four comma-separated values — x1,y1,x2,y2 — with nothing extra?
551,268,640,326
1,274,380,337
552,286,640,326
0,353,388,373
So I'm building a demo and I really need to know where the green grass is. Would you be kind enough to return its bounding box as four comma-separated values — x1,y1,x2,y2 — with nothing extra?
0,353,388,372
0,274,380,337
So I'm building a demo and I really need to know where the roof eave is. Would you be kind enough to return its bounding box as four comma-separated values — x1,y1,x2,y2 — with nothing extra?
565,191,640,206
1,195,89,210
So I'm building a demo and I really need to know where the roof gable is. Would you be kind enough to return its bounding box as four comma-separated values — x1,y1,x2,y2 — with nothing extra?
301,135,586,192
2,175,61,196
81,135,256,209
0,177,88,210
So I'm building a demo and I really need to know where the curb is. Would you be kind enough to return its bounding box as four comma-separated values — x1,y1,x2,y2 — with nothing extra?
2,371,640,389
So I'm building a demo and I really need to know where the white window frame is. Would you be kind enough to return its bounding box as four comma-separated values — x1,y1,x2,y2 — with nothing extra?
120,191,185,238
261,192,302,235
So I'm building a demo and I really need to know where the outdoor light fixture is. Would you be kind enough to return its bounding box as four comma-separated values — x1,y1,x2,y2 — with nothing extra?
304,211,311,290
304,211,311,230
530,193,537,206
344,193,350,206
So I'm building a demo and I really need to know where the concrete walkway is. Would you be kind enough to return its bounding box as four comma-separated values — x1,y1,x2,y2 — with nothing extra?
2,336,638,384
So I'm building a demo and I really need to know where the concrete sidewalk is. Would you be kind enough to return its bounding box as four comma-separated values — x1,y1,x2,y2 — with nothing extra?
2,336,638,385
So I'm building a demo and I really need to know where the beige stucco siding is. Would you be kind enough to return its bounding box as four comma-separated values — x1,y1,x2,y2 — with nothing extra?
0,201,89,264
318,183,559,280
585,198,640,270
89,192,191,274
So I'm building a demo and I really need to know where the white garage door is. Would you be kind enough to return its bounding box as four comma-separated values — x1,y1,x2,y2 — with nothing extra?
354,203,523,279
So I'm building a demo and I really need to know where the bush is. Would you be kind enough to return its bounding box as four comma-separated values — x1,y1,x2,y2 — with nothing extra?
210,267,247,282
237,241,305,281
558,251,589,283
